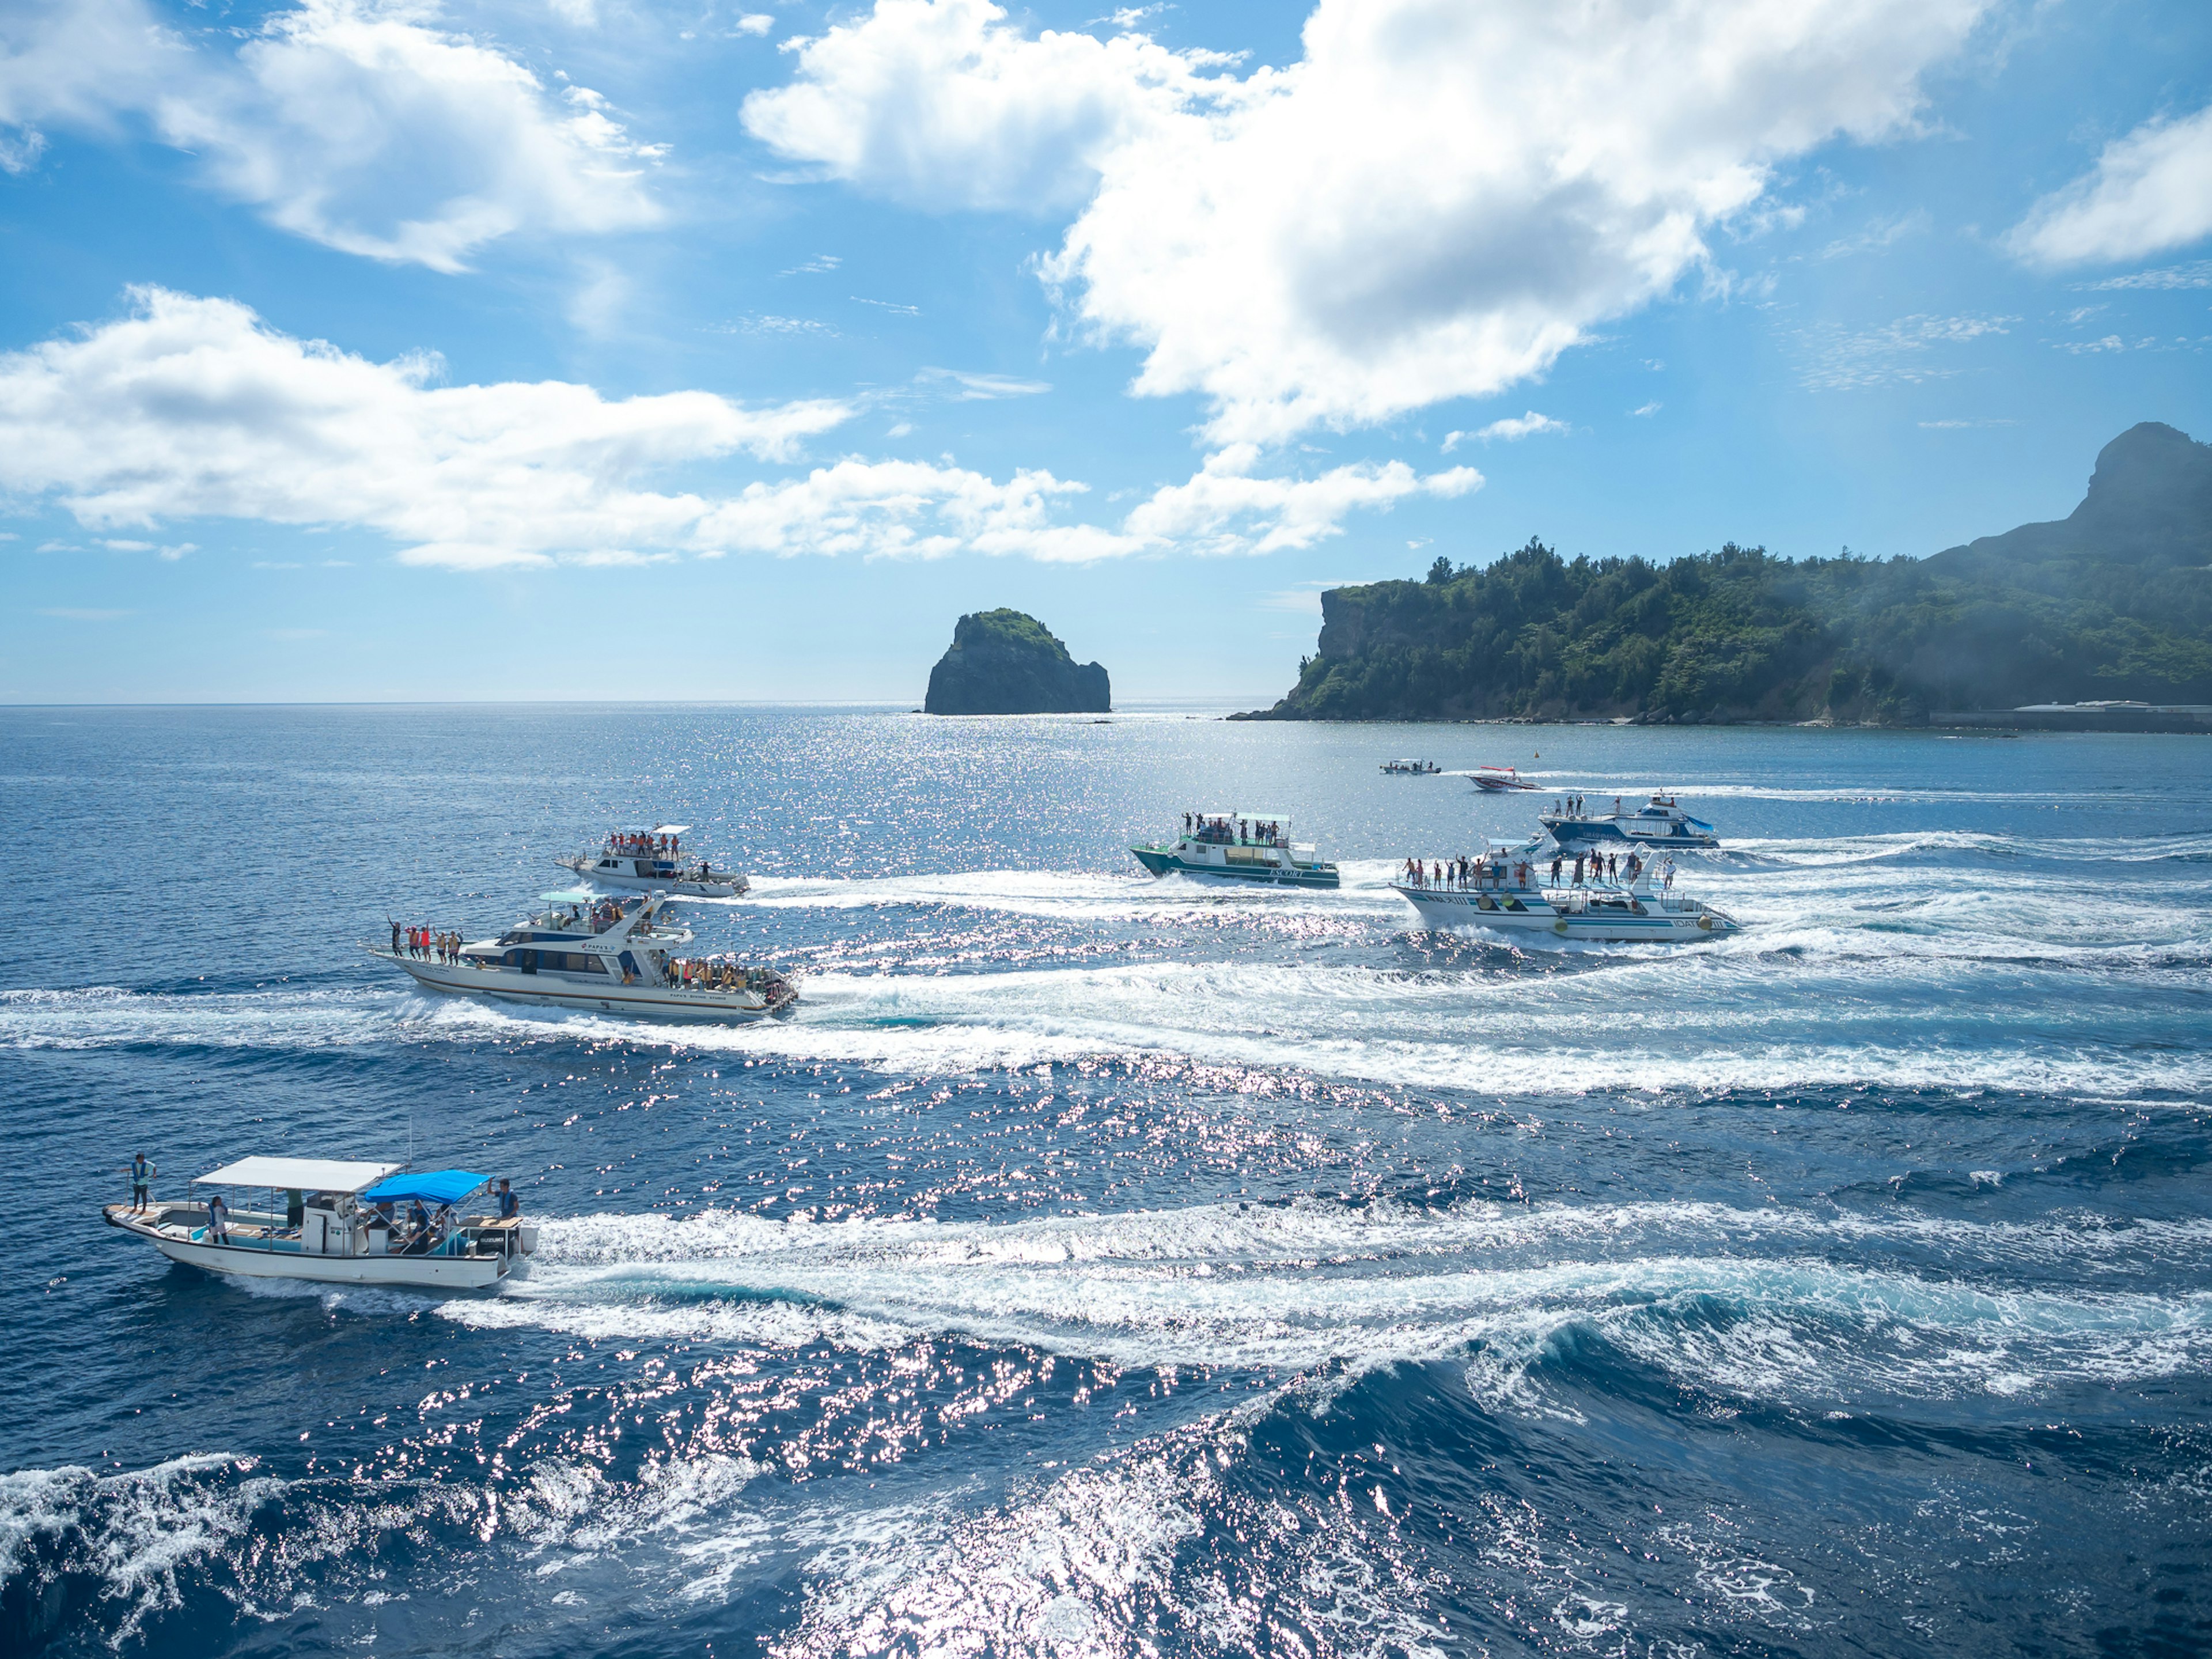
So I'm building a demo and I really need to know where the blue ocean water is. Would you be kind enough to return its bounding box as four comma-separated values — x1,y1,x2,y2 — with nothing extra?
2,704,2209,1657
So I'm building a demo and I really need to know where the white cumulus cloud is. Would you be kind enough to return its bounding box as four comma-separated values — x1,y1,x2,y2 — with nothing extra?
741,0,1237,214
0,290,1438,568
1120,445,1479,556
0,288,853,569
1,0,662,270
2007,103,2212,270
747,0,1991,445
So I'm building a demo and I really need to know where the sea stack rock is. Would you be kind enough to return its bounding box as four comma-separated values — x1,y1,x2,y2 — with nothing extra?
924,609,1111,714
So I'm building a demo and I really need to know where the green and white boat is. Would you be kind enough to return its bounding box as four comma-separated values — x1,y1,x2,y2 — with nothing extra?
1131,811,1339,889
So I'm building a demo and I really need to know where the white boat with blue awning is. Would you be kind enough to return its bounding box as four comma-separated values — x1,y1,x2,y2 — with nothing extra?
369,888,797,1023
101,1157,536,1289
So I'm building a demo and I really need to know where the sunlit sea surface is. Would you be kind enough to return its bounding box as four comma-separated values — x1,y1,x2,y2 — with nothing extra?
2,704,2209,1657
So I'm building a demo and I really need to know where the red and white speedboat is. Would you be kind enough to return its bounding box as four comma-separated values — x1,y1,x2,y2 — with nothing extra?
1469,766,1540,791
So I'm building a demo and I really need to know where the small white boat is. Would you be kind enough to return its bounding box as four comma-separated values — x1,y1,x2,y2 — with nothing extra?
370,889,796,1023
1132,811,1339,888
1392,847,1739,943
1469,765,1540,791
557,824,748,898
1540,792,1720,851
1380,759,1442,775
103,1157,537,1289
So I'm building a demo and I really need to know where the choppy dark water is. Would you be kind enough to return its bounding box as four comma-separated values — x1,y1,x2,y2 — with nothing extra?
2,705,2209,1657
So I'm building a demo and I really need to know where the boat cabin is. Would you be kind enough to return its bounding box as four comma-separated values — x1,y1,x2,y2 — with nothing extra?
588,823,690,880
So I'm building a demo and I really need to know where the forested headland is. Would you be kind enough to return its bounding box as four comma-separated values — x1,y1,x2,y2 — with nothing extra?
1240,422,2212,725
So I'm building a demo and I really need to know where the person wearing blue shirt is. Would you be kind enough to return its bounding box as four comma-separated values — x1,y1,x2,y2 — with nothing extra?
130,1152,154,1214
497,1179,519,1220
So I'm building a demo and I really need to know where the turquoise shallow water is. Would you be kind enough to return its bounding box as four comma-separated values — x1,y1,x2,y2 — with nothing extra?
2,706,2209,1656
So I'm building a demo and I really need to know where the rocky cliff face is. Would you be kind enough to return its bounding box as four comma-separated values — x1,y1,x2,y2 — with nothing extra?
1236,422,2212,724
924,609,1111,715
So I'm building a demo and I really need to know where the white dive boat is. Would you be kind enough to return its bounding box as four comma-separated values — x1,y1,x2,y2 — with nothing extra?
1381,758,1442,775
1539,792,1720,851
1469,765,1540,791
103,1157,537,1289
1392,846,1740,943
1132,811,1339,888
557,824,747,898
370,888,797,1023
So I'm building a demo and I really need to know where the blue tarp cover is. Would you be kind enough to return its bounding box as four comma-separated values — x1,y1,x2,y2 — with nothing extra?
363,1169,488,1207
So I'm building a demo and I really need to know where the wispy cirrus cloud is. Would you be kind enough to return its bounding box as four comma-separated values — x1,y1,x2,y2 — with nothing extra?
1793,313,2015,391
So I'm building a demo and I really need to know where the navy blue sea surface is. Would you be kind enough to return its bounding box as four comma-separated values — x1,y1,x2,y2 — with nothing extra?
2,706,2209,1657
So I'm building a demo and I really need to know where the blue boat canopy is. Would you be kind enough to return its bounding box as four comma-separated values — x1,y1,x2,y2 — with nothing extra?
363,1169,489,1207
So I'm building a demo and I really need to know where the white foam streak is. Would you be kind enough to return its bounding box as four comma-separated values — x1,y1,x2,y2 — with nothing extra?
446,1199,2212,1403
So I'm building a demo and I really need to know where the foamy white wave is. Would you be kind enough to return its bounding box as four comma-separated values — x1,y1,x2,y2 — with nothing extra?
448,1199,2212,1404
514,1452,765,1555
0,1453,279,1644
772,1397,1452,1659
742,866,1406,922
589,959,2212,1099
0,982,476,1053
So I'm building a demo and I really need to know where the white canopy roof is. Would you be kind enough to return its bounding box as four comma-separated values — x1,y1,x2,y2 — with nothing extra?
194,1156,402,1193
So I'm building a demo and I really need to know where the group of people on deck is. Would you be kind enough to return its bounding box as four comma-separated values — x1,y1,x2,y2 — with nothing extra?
1401,855,1532,889
1184,812,1282,846
394,923,463,963
671,956,751,991
608,831,679,858
1400,849,1674,892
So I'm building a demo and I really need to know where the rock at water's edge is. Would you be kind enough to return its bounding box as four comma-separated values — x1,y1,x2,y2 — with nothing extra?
924,609,1111,715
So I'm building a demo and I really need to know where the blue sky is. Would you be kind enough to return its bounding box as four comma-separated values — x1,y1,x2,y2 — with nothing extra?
2,0,2209,703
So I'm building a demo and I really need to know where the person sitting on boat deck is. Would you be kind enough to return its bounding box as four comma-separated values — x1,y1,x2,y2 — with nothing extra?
498,1179,519,1221
129,1150,154,1213
206,1191,229,1244
401,1198,430,1253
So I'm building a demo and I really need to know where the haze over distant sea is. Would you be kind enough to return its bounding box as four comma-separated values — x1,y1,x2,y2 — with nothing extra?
3,704,2209,1657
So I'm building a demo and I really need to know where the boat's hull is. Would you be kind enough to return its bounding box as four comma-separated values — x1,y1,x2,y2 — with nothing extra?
1392,884,1738,943
1131,848,1340,888
373,950,793,1023
104,1208,514,1289
556,857,745,898
1541,819,1720,851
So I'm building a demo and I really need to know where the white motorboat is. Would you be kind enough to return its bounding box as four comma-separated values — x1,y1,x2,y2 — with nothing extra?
1539,792,1720,851
1392,847,1739,943
558,823,748,898
370,888,797,1023
102,1157,537,1289
1131,811,1339,888
1381,759,1442,775
1468,765,1540,791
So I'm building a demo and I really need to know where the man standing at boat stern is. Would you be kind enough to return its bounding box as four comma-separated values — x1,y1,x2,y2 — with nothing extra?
129,1152,154,1213
498,1179,519,1220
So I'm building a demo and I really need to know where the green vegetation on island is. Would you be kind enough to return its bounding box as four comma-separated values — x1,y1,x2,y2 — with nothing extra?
1240,422,2212,725
925,609,1112,715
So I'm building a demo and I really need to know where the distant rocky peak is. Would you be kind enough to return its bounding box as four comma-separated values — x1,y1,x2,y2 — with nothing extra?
2073,421,2212,542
